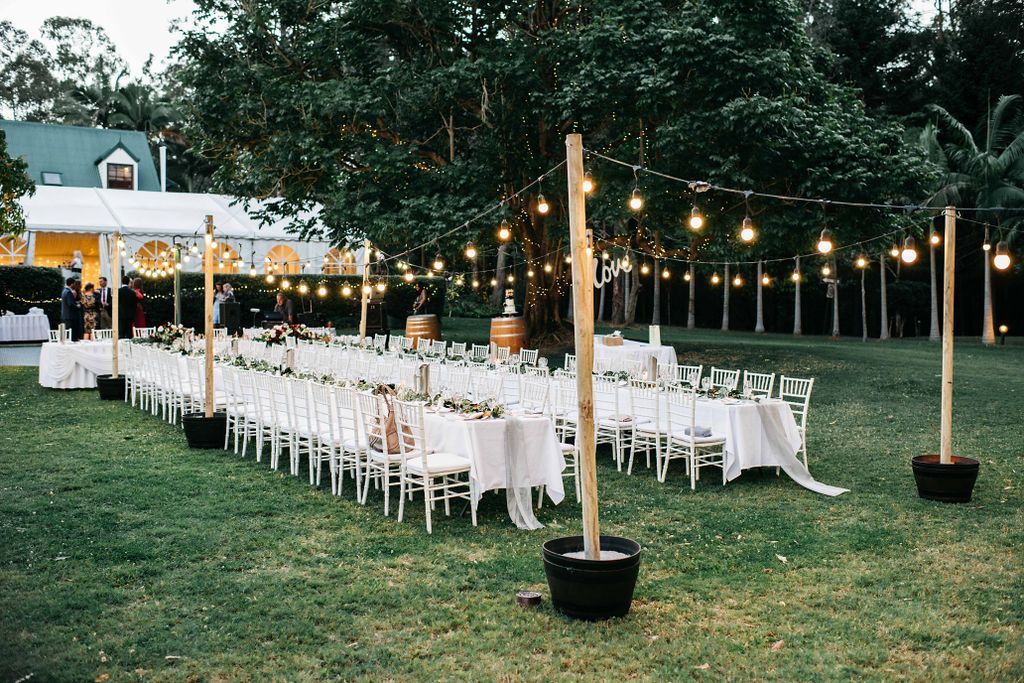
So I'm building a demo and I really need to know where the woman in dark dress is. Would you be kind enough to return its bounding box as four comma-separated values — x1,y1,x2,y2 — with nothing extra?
131,278,146,333
81,282,99,339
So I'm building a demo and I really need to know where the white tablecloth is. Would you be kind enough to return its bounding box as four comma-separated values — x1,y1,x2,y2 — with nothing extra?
38,341,113,389
594,337,677,370
425,412,566,528
0,314,50,342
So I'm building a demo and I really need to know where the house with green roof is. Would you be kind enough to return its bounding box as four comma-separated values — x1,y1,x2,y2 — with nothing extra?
0,120,160,192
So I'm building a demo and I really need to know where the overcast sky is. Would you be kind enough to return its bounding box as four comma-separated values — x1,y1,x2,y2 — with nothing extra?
2,0,942,77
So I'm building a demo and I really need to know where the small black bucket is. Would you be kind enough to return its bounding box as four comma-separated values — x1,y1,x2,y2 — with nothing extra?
182,412,228,450
911,454,980,503
95,374,126,401
542,535,641,621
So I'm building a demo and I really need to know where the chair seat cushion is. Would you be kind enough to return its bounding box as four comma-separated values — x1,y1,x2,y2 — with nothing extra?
667,429,725,445
406,452,471,475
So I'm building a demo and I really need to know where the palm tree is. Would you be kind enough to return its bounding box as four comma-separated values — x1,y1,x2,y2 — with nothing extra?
922,95,1024,345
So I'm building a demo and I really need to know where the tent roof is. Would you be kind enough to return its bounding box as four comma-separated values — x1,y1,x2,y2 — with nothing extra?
20,185,332,244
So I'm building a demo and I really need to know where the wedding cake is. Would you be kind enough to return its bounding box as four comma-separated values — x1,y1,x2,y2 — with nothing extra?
502,288,517,316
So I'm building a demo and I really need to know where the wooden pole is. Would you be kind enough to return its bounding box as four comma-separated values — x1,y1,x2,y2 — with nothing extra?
565,133,600,560
860,266,868,342
111,232,121,378
940,206,956,464
173,243,182,326
359,238,371,343
204,215,215,418
793,256,802,336
755,260,765,333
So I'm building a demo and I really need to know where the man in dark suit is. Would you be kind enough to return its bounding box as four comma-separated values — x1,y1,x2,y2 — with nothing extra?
96,276,113,329
274,292,296,324
60,277,82,341
117,275,137,337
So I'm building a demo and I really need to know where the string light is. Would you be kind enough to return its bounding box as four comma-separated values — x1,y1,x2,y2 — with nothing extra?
761,273,770,286
662,267,671,279
683,270,691,282
791,270,801,282
982,241,991,252
489,278,498,286
464,242,477,259
993,241,1012,270
544,263,553,273
527,268,535,278
190,244,199,255
900,236,918,264
433,253,445,271
732,274,743,287
817,228,833,254
498,219,512,241
640,263,650,275
341,284,352,297
404,271,414,282
739,216,756,243
821,264,832,276
688,205,704,230
471,279,480,288
317,284,327,297
628,188,643,211
376,281,387,292
930,231,941,246
855,255,868,269
297,281,309,295
536,194,550,215
281,278,291,290
361,284,372,295
890,244,901,258
711,272,720,285
265,274,275,284
582,171,595,194
507,274,515,283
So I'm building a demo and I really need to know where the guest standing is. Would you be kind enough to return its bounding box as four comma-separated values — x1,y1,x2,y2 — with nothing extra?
274,292,296,324
96,277,112,329
213,282,224,325
59,277,82,341
131,278,147,334
117,275,137,336
81,282,99,339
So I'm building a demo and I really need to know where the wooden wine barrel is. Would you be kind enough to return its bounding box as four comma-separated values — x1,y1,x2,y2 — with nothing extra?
490,316,527,354
406,314,442,345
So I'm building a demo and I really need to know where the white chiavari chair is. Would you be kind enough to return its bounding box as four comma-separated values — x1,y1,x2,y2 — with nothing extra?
593,374,634,470
493,345,511,364
309,381,340,494
448,341,467,360
664,385,726,487
133,326,155,339
416,337,432,354
445,367,471,396
333,386,364,498
388,334,404,352
392,399,474,534
233,369,261,457
778,376,814,467
622,358,644,379
48,328,72,342
400,336,415,353
470,344,490,363
355,390,403,515
92,328,113,340
263,374,297,473
516,348,537,366
517,376,550,414
429,339,446,358
373,333,388,350
710,367,740,391
743,370,776,399
285,377,318,484
250,371,278,463
472,372,504,402
627,379,664,476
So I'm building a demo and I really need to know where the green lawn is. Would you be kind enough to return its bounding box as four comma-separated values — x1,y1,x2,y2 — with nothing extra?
1,322,1022,681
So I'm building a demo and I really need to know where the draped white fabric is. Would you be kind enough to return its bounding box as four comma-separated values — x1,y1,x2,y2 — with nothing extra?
594,337,678,369
38,341,112,389
0,314,50,342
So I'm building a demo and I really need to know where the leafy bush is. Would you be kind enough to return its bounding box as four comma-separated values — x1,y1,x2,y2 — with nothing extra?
0,266,65,325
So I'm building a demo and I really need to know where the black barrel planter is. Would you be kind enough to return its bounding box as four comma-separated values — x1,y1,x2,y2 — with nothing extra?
542,535,641,621
912,454,980,503
95,374,126,401
182,412,227,449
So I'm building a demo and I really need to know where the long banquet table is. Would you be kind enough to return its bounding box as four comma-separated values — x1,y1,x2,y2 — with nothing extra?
0,313,50,342
594,336,678,370
38,341,112,389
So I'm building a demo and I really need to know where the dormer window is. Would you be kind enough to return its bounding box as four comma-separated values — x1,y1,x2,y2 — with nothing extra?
107,163,134,190
41,171,63,185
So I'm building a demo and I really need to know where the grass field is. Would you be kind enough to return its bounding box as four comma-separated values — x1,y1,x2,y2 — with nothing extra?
1,322,1022,681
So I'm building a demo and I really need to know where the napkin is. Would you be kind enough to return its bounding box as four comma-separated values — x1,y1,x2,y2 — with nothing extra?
684,425,712,437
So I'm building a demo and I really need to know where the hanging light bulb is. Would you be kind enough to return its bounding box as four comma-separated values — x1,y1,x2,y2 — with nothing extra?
182,254,191,265
817,228,833,254
733,274,743,287
281,278,291,290
361,284,372,295
855,255,868,269
175,262,182,271
739,216,756,243
498,219,512,241
527,268,535,278
249,264,257,277
298,281,309,295
341,284,352,297
190,244,199,255
433,253,445,271
711,272,721,285
993,241,1012,270
209,239,218,250
688,205,704,230
544,263,552,273
930,231,941,246
640,262,650,275
464,241,477,259
489,278,498,286
507,274,515,283
601,250,610,260
564,255,572,264
791,270,801,282
620,255,630,269
536,194,550,215
455,276,465,286
890,244,901,258
821,264,832,276
317,284,327,297
471,279,480,289
900,236,918,264
265,274,275,284
683,270,692,282
761,273,770,286
403,271,414,282
628,188,643,211
582,172,595,194
376,281,387,292
982,241,991,252
662,267,671,279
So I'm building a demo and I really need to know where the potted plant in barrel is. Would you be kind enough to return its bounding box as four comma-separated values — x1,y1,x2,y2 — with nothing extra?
911,207,979,501
182,215,227,449
541,135,641,620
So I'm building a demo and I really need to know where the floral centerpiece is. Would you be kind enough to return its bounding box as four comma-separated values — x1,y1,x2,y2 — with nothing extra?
439,396,505,419
255,323,319,346
145,323,191,346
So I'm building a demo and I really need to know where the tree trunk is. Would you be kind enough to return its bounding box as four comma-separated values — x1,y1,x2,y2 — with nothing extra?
491,244,508,308
860,267,868,342
652,232,662,325
982,237,995,345
721,263,730,331
793,256,802,336
611,262,625,325
879,253,890,341
597,277,607,322
929,241,940,342
755,260,765,333
687,263,696,329
625,252,641,325
830,265,840,338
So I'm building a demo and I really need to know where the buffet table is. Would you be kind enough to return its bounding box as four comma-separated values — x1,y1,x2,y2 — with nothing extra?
594,336,677,370
0,313,50,342
38,341,112,389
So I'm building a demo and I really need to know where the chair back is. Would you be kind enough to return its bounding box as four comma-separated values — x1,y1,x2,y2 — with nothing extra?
778,375,814,429
355,390,392,456
493,345,511,363
286,377,314,436
49,328,73,342
416,337,432,353
133,326,155,339
393,399,429,468
630,379,662,428
470,344,490,362
93,328,113,340
519,377,550,413
446,367,472,396
472,372,504,402
449,341,467,359
563,354,577,374
743,370,776,398
431,340,447,357
520,348,540,366
710,367,740,390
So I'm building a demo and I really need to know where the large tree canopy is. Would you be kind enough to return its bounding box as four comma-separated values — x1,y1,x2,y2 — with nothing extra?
178,0,932,333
